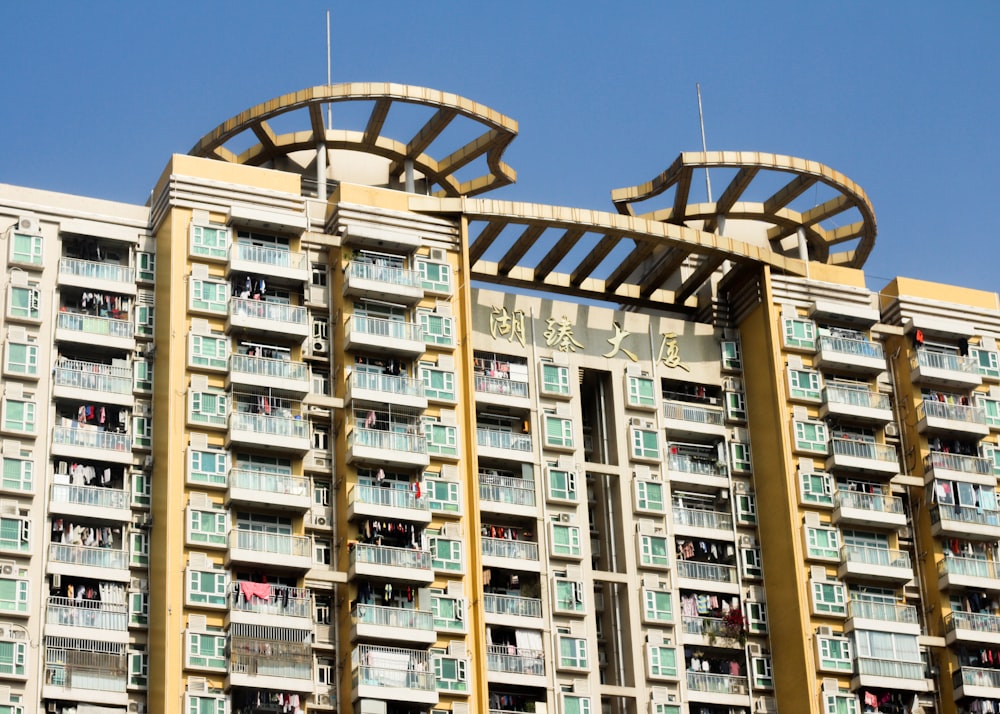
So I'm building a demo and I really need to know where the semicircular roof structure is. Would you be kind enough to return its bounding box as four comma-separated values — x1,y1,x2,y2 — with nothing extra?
188,83,518,197
611,151,877,268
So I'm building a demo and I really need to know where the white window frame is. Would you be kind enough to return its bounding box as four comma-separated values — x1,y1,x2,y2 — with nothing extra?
806,526,840,560
557,634,589,670
631,427,660,461
639,533,670,569
823,691,860,714
801,471,835,506
725,390,747,421
433,654,468,692
416,259,452,294
187,506,227,548
185,628,227,671
544,413,574,449
189,333,228,371
736,493,757,524
430,591,466,632
547,466,577,502
423,418,458,457
7,285,40,321
130,530,149,567
541,363,571,396
795,420,829,453
741,546,763,578
561,694,592,714
642,587,673,624
551,522,582,558
191,225,230,260
789,367,822,401
190,278,229,314
426,477,461,514
188,388,228,428
811,580,847,617
647,644,678,678
634,479,665,513
553,578,586,615
187,568,228,607
420,364,456,401
9,232,42,266
188,447,228,487
817,634,853,672
0,516,29,554
784,317,817,350
730,440,751,472
2,398,35,434
751,655,774,688
0,575,28,614
137,251,156,282
0,640,26,676
3,342,38,378
1,456,33,494
419,310,455,347
627,375,656,408
431,536,463,572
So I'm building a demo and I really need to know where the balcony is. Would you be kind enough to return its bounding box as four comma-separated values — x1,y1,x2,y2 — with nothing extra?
938,555,1000,592
347,482,431,524
686,671,751,707
853,657,929,692
682,615,729,645
667,445,729,490
923,451,994,487
930,503,1000,541
227,469,311,511
45,596,128,642
53,359,134,407
825,438,899,478
345,315,425,357
351,645,438,706
351,603,436,646
228,629,314,692
676,560,739,587
953,666,1000,700
917,399,989,438
820,385,893,424
486,645,546,688
477,428,533,463
43,648,127,706
49,484,131,522
347,428,429,469
479,474,537,517
227,298,310,340
56,311,134,351
838,545,913,584
59,256,136,294
833,490,906,529
229,243,309,284
48,543,129,582
910,350,981,389
228,354,310,397
343,261,423,304
228,411,311,454
814,335,886,375
673,506,734,535
474,373,530,410
229,583,312,628
662,400,727,439
481,537,541,572
346,371,427,411
51,425,133,465
349,543,434,584
226,530,313,571
945,611,1000,646
845,600,920,635
483,593,544,626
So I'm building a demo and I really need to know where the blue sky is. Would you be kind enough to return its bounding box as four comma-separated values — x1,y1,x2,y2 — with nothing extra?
1,2,998,294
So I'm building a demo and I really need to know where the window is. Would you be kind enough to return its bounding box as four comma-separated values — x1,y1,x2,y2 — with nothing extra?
746,600,768,634
10,233,42,266
823,690,860,714
187,505,227,547
433,655,467,692
189,448,227,487
544,414,574,449
190,334,228,371
4,342,37,377
191,225,229,259
551,523,582,558
0,575,28,614
812,580,847,617
132,471,151,507
1,456,32,493
854,629,920,664
541,363,570,396
187,693,226,714
725,390,747,421
795,420,829,453
137,251,156,282
558,634,588,670
187,568,227,607
801,471,834,506
553,579,585,614
424,419,458,457
639,534,670,568
419,311,454,347
547,467,577,502
789,368,822,401
736,493,757,524
421,365,455,401
427,477,461,514
0,641,26,676
635,479,665,513
721,340,742,370
313,480,330,507
130,530,149,567
186,628,226,670
647,645,678,678
134,360,153,392
132,415,152,449
784,317,817,350
129,590,149,626
806,526,840,560
561,695,592,714
652,706,680,714
979,396,1000,428
431,536,463,572
631,428,660,461
128,647,148,687
311,263,328,287
627,375,656,408
0,517,29,553
417,259,452,294
189,388,228,427
751,655,773,688
643,587,673,623
135,304,154,337
817,634,852,672
741,547,763,578
2,398,35,434
730,441,751,472
190,278,228,314
7,285,39,321
973,347,1000,379
430,592,465,632
314,538,331,565
0,695,22,714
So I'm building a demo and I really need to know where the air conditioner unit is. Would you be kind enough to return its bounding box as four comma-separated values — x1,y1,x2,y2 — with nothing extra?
884,423,899,437
817,625,833,637
0,564,14,577
51,573,60,588
17,217,37,233
747,642,763,656
429,248,447,262
755,699,769,713
316,693,332,707
739,535,754,548
733,481,748,494
47,703,57,714
312,337,329,355
314,515,328,527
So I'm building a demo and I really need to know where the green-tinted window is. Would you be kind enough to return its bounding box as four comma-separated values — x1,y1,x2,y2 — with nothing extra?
7,286,39,320
644,588,673,623
191,225,229,259
551,523,582,557
544,414,574,448
789,368,822,400
547,467,577,502
541,363,570,395
631,428,660,460
417,260,452,293
648,645,677,678
635,480,665,513
190,279,228,313
812,581,847,617
784,317,817,350
421,366,455,401
1,457,32,493
186,630,226,670
188,569,227,606
627,375,656,408
4,343,38,377
10,233,42,265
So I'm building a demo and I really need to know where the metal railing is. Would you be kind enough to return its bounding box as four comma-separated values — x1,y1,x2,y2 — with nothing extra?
48,543,128,570
925,451,992,476
352,483,426,511
673,506,733,530
932,503,1000,528
50,484,129,510
53,426,132,455
57,312,133,339
483,593,543,618
913,350,978,374
835,490,903,515
230,652,313,680
230,412,309,440
938,555,1000,579
848,600,918,624
667,448,727,478
945,611,1000,634
823,385,890,411
232,243,306,270
230,297,307,326
481,536,539,561
677,560,738,583
682,615,725,637
920,399,987,425
351,371,424,397
829,438,898,464
352,603,434,631
230,530,311,558
54,359,132,395
349,315,423,342
230,354,308,382
229,469,310,498
477,428,532,452
479,475,536,507
231,583,311,618
350,428,427,454
346,260,420,288
662,401,725,426
44,649,126,692
818,335,885,361
686,671,749,694
354,666,435,691
475,374,529,398
841,544,911,570
856,657,924,680
486,645,545,675
59,257,134,284
351,543,432,570
46,596,127,631
959,666,1000,689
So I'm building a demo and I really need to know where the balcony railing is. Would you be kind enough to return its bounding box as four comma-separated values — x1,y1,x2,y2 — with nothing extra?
475,374,529,399
932,503,1000,528
686,671,749,695
230,354,308,382
229,469,310,498
59,257,135,284
230,297,307,326
486,645,545,675
836,490,904,515
477,428,532,452
479,475,536,507
945,611,1000,635
830,438,898,464
677,560,738,583
483,593,543,618
54,360,132,395
667,448,727,478
482,537,539,561
351,371,424,398
848,600,918,624
959,666,1000,689
353,483,426,511
350,428,427,454
46,596,127,631
823,385,890,410
48,543,128,570
819,335,884,361
230,530,311,558
938,555,1000,580
920,399,987,425
352,603,434,631
231,651,313,680
925,451,992,476
841,544,911,570
53,426,131,453
50,484,129,510
682,615,726,637
230,412,309,440
914,350,978,374
44,649,126,692
352,645,435,691
662,401,725,426
57,311,133,339
231,583,311,618
346,260,420,288
673,507,733,530
232,243,307,271
349,315,423,342
856,657,924,680
351,543,432,570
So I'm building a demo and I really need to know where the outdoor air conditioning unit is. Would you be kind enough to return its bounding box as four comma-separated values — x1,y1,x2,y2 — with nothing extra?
17,217,37,233
312,337,329,355
747,642,763,656
884,423,899,437
429,248,447,262
0,564,14,577
314,515,328,527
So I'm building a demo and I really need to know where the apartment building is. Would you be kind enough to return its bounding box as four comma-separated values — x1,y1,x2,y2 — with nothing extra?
0,82,994,714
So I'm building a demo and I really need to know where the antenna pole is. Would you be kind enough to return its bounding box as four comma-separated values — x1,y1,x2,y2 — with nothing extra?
696,82,712,203
326,10,332,129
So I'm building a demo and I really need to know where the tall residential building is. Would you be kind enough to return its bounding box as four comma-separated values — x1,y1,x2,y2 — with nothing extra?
0,82,994,714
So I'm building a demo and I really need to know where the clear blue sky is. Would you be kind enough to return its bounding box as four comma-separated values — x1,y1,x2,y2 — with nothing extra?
2,2,997,294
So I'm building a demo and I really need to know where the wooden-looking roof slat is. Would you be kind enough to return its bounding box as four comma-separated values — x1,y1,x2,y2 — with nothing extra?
533,229,584,281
